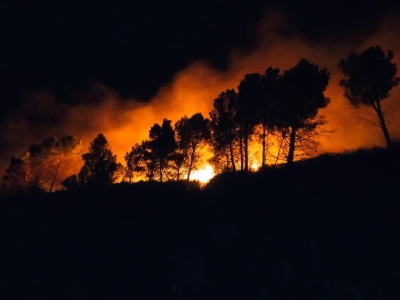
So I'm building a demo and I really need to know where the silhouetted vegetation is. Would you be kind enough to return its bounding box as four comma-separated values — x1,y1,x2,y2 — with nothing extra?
339,45,400,148
62,133,119,189
175,113,211,181
0,146,399,299
2,136,82,194
209,89,241,172
278,59,330,164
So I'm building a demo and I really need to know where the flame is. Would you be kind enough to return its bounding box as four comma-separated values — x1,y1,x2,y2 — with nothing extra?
251,162,260,172
190,164,215,184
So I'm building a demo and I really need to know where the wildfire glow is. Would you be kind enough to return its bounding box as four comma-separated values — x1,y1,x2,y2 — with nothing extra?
251,162,260,171
190,165,215,184
1,10,400,190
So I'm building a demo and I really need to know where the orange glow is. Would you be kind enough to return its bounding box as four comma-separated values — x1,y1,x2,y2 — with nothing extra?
251,162,260,172
190,164,215,184
1,10,400,189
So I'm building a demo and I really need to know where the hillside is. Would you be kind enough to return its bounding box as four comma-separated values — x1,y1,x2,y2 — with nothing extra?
0,146,399,299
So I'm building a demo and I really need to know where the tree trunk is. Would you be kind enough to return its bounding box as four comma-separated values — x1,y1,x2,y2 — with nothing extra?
374,100,392,148
225,152,230,171
177,165,181,181
239,124,244,171
187,149,195,181
262,123,267,167
159,161,163,182
244,122,249,172
49,160,63,192
287,126,296,165
275,137,284,167
229,142,236,172
275,131,286,167
33,165,45,188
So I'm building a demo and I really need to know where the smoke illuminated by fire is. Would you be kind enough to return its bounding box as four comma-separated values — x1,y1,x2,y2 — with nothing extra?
1,10,400,188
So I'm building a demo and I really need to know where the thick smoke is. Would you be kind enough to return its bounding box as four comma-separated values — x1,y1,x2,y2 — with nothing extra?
1,10,399,178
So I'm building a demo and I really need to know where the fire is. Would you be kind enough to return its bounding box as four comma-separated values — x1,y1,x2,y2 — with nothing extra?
190,164,215,184
251,162,260,171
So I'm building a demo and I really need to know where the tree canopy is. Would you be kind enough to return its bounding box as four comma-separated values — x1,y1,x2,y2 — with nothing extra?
338,46,400,148
209,89,240,172
77,133,119,187
2,136,82,193
175,113,210,181
147,119,177,182
278,59,330,164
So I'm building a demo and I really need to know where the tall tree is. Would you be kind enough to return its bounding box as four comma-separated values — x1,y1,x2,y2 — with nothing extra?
175,113,211,181
147,119,177,182
209,89,240,172
140,140,158,181
278,59,330,164
258,67,281,167
48,136,82,192
238,73,263,171
78,133,118,187
26,142,51,189
338,46,400,148
124,143,146,183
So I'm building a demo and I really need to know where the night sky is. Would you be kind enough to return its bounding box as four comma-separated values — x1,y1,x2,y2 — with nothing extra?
1,0,400,174
2,0,399,102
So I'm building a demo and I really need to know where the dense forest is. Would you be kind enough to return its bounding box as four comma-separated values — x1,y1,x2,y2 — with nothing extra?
0,45,399,299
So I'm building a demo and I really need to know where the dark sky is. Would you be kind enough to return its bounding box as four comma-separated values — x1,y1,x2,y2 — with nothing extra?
1,0,399,107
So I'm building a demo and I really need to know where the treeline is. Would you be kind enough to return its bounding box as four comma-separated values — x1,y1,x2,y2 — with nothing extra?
1,45,399,194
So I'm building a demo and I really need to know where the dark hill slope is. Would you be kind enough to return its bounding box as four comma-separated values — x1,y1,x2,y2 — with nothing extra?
202,146,400,299
0,147,399,299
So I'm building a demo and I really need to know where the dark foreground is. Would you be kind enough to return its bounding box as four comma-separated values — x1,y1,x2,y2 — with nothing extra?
1,147,399,299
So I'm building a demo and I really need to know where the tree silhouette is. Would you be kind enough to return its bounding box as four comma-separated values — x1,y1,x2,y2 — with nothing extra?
48,136,82,192
78,133,118,187
25,142,52,190
3,136,82,193
170,151,186,181
61,174,79,191
209,89,240,172
2,157,29,193
175,113,210,181
139,140,158,181
258,67,281,166
278,59,330,164
124,143,147,183
338,46,400,148
238,73,263,171
147,119,177,182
